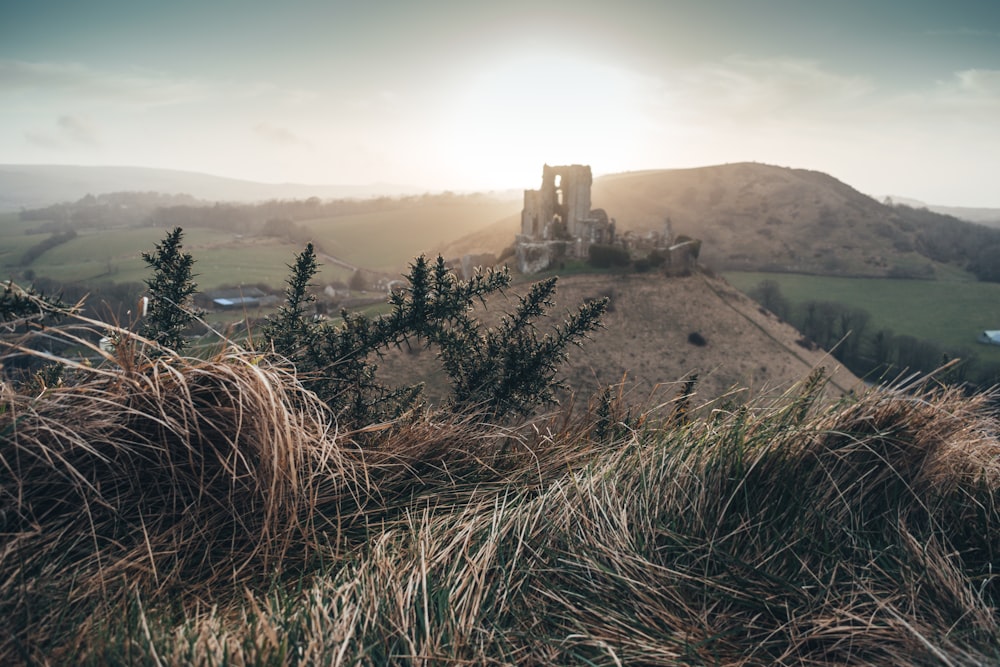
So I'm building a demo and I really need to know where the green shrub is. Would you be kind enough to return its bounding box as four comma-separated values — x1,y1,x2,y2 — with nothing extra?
138,227,201,353
263,251,607,423
587,243,630,268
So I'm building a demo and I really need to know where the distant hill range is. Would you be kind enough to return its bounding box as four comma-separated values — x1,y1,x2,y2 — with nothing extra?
883,195,1000,228
7,162,1000,282
0,164,426,212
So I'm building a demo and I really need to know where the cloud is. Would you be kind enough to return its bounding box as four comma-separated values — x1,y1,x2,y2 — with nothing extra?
0,59,215,109
653,56,874,125
952,69,1000,100
637,56,1000,150
24,114,100,149
57,115,99,145
923,28,1000,38
253,122,309,146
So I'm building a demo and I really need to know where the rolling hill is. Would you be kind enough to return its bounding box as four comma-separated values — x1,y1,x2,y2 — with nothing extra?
377,268,860,407
8,162,995,283
440,162,998,279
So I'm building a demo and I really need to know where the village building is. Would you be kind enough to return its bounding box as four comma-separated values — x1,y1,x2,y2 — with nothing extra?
206,287,278,310
978,330,1000,346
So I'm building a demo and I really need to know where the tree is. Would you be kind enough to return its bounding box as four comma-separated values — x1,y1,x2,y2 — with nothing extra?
348,269,367,292
749,280,790,320
139,227,200,353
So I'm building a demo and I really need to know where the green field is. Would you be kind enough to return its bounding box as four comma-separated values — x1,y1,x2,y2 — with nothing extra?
0,196,517,290
0,214,355,290
302,199,519,270
724,271,1000,361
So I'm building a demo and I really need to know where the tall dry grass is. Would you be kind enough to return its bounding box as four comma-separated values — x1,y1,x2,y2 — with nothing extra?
3,312,1000,664
1,316,598,662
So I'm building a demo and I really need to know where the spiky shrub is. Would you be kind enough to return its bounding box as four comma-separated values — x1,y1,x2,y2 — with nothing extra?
1,281,74,390
139,227,200,352
262,252,607,423
0,280,68,325
261,242,318,357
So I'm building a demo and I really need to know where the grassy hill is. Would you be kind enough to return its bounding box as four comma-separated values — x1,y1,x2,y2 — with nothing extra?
0,191,520,291
300,196,520,271
7,161,999,391
442,162,999,280
376,268,859,408
4,298,999,663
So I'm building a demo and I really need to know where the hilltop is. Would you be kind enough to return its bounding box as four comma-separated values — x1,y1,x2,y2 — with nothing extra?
379,268,859,406
441,162,1000,279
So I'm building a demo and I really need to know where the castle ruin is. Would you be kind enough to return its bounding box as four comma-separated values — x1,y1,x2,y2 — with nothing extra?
515,164,616,273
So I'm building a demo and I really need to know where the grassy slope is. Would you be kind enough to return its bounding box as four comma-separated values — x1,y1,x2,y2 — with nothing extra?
3,320,999,664
301,198,520,271
374,269,861,410
0,194,520,290
725,270,1000,362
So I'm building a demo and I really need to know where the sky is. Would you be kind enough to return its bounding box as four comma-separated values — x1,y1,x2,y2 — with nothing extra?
2,0,1000,206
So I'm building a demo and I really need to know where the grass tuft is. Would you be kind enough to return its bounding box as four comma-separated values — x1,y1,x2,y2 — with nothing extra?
4,313,1000,664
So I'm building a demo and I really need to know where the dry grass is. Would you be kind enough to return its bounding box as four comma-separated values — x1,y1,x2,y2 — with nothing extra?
3,314,1000,664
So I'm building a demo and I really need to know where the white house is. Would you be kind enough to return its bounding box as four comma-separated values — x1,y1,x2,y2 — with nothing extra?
977,330,1000,346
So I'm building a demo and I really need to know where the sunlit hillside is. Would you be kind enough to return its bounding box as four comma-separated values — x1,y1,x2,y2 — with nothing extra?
442,162,1000,280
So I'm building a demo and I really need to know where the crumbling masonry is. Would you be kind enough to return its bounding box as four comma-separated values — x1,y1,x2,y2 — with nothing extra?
515,164,616,273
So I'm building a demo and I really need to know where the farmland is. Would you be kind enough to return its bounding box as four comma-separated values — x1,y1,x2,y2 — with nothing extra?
724,270,1000,363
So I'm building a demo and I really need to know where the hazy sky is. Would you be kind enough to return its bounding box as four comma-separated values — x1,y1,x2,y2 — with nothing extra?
3,0,1000,205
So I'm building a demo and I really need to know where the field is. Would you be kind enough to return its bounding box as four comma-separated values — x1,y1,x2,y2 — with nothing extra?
0,214,352,290
301,198,520,270
0,215,299,286
0,195,519,292
724,270,1000,363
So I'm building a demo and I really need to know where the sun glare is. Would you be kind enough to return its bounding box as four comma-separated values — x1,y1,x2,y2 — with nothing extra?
443,52,648,189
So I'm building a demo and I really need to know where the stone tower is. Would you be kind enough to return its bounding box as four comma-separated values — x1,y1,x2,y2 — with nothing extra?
520,164,593,240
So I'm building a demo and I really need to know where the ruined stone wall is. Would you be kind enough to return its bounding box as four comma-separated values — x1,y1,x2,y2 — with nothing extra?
521,164,594,240
558,165,592,237
516,164,604,272
521,190,542,237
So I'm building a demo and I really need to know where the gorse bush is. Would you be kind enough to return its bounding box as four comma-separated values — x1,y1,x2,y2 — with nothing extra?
136,231,606,423
138,226,200,352
262,245,607,423
0,280,69,325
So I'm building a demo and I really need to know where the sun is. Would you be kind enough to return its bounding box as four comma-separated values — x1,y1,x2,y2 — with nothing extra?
441,51,648,189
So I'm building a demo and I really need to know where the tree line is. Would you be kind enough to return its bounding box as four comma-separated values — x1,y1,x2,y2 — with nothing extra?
749,279,1000,389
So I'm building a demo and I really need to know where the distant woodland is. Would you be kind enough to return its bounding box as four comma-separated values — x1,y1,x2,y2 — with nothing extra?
19,190,503,235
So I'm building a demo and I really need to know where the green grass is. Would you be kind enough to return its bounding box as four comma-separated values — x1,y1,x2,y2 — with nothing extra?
0,217,352,290
0,199,510,290
724,270,1000,361
301,199,519,271
0,213,55,270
